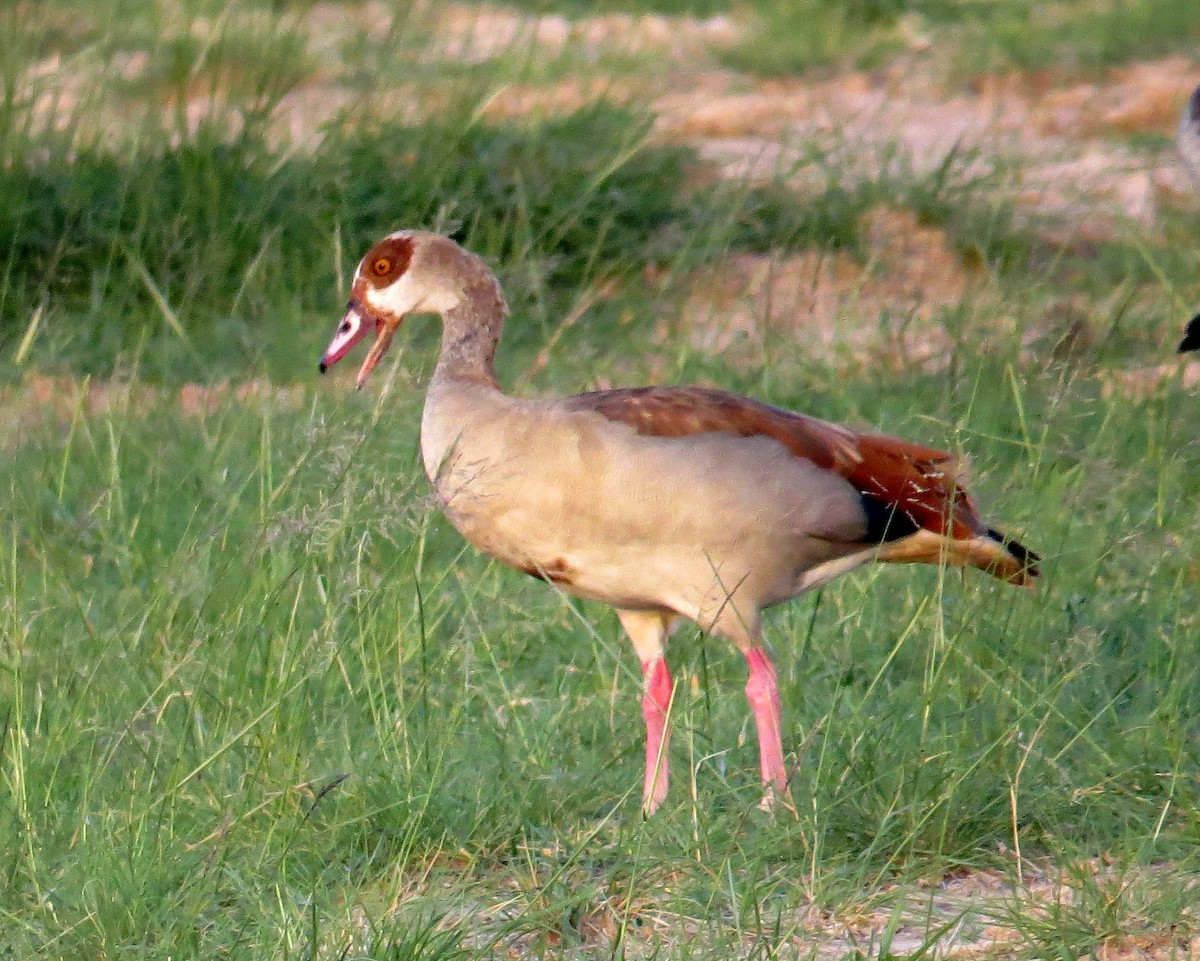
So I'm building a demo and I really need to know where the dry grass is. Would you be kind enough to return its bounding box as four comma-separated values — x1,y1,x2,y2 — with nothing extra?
677,207,978,370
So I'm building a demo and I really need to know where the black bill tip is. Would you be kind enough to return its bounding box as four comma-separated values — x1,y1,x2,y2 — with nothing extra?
318,360,328,374
987,527,1041,579
1179,314,1200,354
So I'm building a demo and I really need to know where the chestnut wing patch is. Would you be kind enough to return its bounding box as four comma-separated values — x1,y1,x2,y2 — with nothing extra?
846,432,984,540
563,386,985,541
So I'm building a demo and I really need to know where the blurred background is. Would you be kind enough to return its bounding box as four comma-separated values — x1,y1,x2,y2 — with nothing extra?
5,0,1200,387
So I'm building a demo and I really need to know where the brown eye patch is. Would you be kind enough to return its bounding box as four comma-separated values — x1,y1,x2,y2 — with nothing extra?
361,235,414,286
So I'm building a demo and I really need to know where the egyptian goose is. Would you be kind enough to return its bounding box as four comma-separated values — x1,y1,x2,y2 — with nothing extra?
1179,84,1200,353
320,231,1039,813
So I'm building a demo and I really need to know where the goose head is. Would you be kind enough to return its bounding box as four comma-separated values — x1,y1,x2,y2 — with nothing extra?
319,231,480,389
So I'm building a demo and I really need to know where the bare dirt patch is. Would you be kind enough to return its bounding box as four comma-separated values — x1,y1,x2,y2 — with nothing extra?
479,77,639,121
653,58,1199,241
396,860,1200,961
424,3,739,64
679,207,981,371
1035,57,1197,138
1101,357,1200,397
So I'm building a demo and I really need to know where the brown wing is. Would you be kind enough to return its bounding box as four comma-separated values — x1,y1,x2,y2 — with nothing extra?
562,385,986,540
846,432,984,539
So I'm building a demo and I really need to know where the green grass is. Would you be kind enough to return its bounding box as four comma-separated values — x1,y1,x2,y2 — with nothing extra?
1,98,1031,383
0,105,709,379
942,0,1200,76
718,0,909,76
4,357,1199,958
4,0,1200,958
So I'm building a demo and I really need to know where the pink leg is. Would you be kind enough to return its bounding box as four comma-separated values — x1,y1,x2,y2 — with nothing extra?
744,648,790,806
617,609,676,814
641,657,673,814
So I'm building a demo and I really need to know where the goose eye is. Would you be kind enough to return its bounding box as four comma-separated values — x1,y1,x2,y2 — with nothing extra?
339,321,352,334
371,257,393,277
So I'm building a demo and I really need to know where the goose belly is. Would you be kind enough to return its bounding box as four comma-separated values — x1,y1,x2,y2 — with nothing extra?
422,393,871,614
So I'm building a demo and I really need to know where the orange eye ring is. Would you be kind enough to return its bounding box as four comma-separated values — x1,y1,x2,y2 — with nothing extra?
371,257,393,277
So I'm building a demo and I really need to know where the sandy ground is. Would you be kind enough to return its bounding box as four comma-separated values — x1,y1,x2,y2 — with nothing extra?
349,855,1200,960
